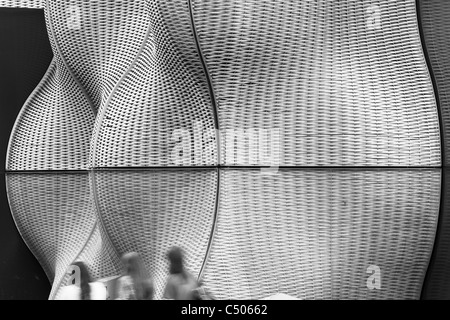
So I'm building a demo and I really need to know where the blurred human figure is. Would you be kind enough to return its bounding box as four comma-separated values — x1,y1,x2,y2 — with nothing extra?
115,252,154,300
57,261,107,300
163,246,199,300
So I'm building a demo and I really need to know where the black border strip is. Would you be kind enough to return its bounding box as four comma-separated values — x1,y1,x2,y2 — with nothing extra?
421,168,446,299
415,0,445,166
415,0,446,300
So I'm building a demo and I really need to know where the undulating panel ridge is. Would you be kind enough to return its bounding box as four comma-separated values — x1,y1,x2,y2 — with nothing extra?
5,8,120,298
6,57,95,171
88,0,217,167
6,173,121,300
3,0,448,300
91,169,217,299
418,0,450,165
192,0,441,166
52,223,122,300
46,0,151,112
200,170,440,299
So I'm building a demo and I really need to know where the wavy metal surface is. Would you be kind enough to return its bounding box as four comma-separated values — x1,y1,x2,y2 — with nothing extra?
192,0,441,166
3,0,448,300
200,169,440,299
5,173,121,299
91,169,217,299
80,0,218,167
6,57,94,171
5,2,121,299
46,0,150,113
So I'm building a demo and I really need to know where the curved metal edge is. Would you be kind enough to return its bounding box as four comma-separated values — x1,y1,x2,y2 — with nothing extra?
418,168,444,300
414,0,446,300
44,0,97,116
45,1,126,293
197,167,220,285
4,172,103,300
88,0,154,168
85,1,158,272
187,0,222,287
48,220,99,300
4,173,54,286
5,57,56,171
48,170,123,300
87,169,123,271
187,0,221,164
412,0,444,167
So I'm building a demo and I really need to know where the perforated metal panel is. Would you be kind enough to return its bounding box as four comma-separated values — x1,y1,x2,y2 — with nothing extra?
200,170,440,300
46,0,151,112
0,0,44,9
52,223,122,300
3,0,446,300
77,0,218,167
192,0,441,166
91,169,218,299
6,58,95,171
5,173,121,299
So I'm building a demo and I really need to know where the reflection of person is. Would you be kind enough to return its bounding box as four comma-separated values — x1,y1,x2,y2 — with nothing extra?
57,261,107,300
163,246,199,300
115,252,154,300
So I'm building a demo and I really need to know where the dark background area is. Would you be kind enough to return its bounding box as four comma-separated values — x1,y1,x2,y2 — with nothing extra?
0,8,53,299
421,169,450,299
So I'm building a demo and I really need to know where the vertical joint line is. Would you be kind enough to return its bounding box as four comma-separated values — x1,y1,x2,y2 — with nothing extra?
415,0,445,167
198,168,221,281
187,0,221,165
187,0,222,281
415,0,445,300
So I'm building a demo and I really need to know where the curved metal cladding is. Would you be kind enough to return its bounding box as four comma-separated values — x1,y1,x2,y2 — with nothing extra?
5,4,122,298
3,0,446,300
46,0,151,113
82,0,219,299
6,58,94,171
52,220,122,300
418,0,450,165
91,169,218,299
89,0,217,168
5,173,120,300
191,0,441,166
0,0,44,9
191,0,443,299
200,170,441,300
